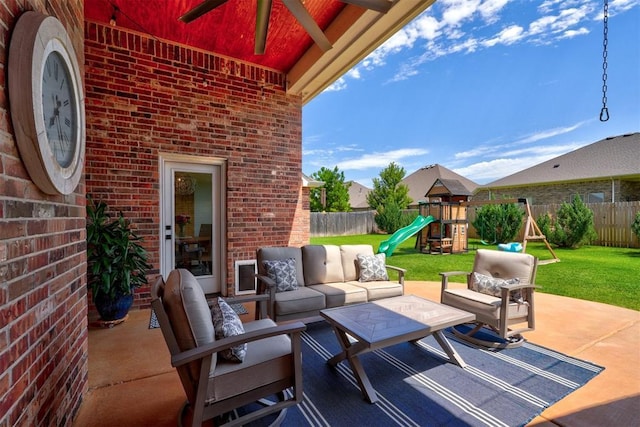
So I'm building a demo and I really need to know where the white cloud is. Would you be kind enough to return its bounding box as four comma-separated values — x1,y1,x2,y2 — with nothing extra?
337,148,429,170
334,0,615,85
453,141,588,183
325,77,347,92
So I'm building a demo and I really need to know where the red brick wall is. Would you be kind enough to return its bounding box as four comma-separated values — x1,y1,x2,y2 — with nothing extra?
84,22,309,308
0,2,88,426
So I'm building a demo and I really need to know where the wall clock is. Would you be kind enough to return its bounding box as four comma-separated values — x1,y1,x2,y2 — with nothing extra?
8,11,86,195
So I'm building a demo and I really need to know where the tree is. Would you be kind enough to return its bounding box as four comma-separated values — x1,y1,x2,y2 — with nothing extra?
309,166,351,212
367,163,413,233
472,201,525,244
632,212,640,241
539,195,597,248
366,162,412,211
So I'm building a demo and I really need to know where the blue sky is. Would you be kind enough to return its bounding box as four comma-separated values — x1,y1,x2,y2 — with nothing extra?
302,0,640,187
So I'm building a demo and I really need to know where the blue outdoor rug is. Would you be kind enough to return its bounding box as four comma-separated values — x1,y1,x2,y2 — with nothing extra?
246,321,604,427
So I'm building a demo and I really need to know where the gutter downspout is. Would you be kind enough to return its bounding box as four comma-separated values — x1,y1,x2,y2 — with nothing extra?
611,178,615,202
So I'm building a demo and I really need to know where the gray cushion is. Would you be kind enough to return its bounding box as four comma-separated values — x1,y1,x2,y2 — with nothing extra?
472,249,535,285
162,268,216,379
357,253,389,282
274,286,325,316
340,244,374,281
302,245,344,285
308,283,368,308
257,247,305,287
262,258,298,292
211,297,246,362
348,280,403,301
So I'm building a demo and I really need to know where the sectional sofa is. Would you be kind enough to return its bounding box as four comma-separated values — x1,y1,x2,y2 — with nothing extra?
256,244,406,322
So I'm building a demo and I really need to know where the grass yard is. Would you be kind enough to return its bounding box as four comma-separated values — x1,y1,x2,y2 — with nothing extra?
310,234,640,311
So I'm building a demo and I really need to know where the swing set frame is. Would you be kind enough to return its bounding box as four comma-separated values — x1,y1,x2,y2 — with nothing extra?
462,198,560,264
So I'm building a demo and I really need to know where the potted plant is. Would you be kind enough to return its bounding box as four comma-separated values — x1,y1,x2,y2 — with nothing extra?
86,196,152,322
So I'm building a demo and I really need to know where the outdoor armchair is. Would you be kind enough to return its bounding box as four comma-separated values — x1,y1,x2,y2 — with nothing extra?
151,269,305,426
440,249,538,348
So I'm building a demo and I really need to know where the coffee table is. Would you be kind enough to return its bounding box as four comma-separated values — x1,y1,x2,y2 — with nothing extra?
320,294,475,403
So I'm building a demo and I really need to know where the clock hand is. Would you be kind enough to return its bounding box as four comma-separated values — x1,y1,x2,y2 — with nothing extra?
49,94,58,128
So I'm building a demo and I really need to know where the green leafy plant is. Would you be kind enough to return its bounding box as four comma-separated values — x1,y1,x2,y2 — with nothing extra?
86,197,152,300
543,196,598,248
309,166,351,212
472,201,524,244
632,212,640,241
374,201,418,234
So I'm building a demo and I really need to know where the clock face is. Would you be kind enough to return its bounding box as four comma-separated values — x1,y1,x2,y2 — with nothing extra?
8,12,86,195
42,51,78,168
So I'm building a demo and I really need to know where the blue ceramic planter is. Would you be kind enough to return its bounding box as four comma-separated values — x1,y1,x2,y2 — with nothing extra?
94,291,134,321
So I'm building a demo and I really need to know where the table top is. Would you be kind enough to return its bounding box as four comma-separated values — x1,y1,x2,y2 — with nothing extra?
320,295,475,346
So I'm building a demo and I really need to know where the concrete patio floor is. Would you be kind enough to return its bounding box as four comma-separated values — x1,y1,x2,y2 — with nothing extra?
72,281,639,426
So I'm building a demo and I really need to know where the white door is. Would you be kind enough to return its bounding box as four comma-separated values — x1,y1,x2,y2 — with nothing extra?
160,155,225,294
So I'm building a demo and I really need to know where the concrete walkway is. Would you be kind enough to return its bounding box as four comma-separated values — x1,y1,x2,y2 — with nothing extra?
73,281,639,426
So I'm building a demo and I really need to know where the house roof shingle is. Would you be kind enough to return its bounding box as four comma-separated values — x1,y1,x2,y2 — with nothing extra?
402,164,479,205
482,133,640,189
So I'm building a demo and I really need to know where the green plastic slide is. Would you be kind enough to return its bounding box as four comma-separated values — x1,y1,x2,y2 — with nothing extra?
377,215,435,257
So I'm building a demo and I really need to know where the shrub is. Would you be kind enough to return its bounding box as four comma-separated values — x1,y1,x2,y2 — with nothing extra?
374,201,417,234
472,202,524,244
632,212,640,241
543,196,598,248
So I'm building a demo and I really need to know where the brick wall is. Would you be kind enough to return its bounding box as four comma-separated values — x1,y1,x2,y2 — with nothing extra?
474,178,640,205
84,22,309,309
0,1,88,426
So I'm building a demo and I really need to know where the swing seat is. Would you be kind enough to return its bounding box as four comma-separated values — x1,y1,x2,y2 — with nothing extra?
498,242,522,252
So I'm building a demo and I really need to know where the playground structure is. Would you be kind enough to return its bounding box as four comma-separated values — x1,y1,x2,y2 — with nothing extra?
417,179,472,255
378,178,559,262
378,215,434,257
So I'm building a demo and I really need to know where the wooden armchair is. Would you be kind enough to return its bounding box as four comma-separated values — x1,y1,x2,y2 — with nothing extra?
440,249,538,348
151,269,305,426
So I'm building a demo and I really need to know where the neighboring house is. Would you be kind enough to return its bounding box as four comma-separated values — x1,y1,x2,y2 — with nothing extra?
402,164,479,208
474,133,640,204
348,180,372,210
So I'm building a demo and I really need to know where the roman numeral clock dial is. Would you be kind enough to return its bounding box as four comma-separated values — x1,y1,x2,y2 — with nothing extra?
8,11,86,195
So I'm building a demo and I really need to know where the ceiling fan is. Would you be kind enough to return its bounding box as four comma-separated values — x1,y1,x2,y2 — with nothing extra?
179,0,393,55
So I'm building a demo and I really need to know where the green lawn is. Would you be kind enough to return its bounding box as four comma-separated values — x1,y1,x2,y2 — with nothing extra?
310,234,640,311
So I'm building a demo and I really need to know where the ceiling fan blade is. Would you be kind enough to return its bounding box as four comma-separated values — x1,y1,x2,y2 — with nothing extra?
282,0,332,52
255,0,273,55
340,0,392,13
179,0,229,23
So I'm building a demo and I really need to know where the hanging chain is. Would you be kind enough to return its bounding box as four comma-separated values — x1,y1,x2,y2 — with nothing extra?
599,0,609,121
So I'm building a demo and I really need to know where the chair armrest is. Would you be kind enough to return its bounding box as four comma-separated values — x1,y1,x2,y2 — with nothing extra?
256,274,276,289
386,264,406,285
256,274,277,319
171,321,307,368
500,282,537,292
439,271,469,288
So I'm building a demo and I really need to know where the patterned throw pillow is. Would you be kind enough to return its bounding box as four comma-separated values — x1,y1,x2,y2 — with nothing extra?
262,258,298,292
211,297,246,362
470,272,522,302
356,253,389,282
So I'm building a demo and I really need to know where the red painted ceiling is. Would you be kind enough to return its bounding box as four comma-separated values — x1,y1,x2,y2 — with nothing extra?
84,0,347,72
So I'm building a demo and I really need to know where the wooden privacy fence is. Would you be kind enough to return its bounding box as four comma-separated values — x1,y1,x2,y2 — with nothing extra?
311,211,378,236
311,202,640,248
467,201,640,248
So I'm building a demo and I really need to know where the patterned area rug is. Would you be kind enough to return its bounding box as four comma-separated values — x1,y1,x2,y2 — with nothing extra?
148,303,248,329
240,321,603,426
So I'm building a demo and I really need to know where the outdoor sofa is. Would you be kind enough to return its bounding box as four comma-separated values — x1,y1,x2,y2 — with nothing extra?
256,244,405,322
